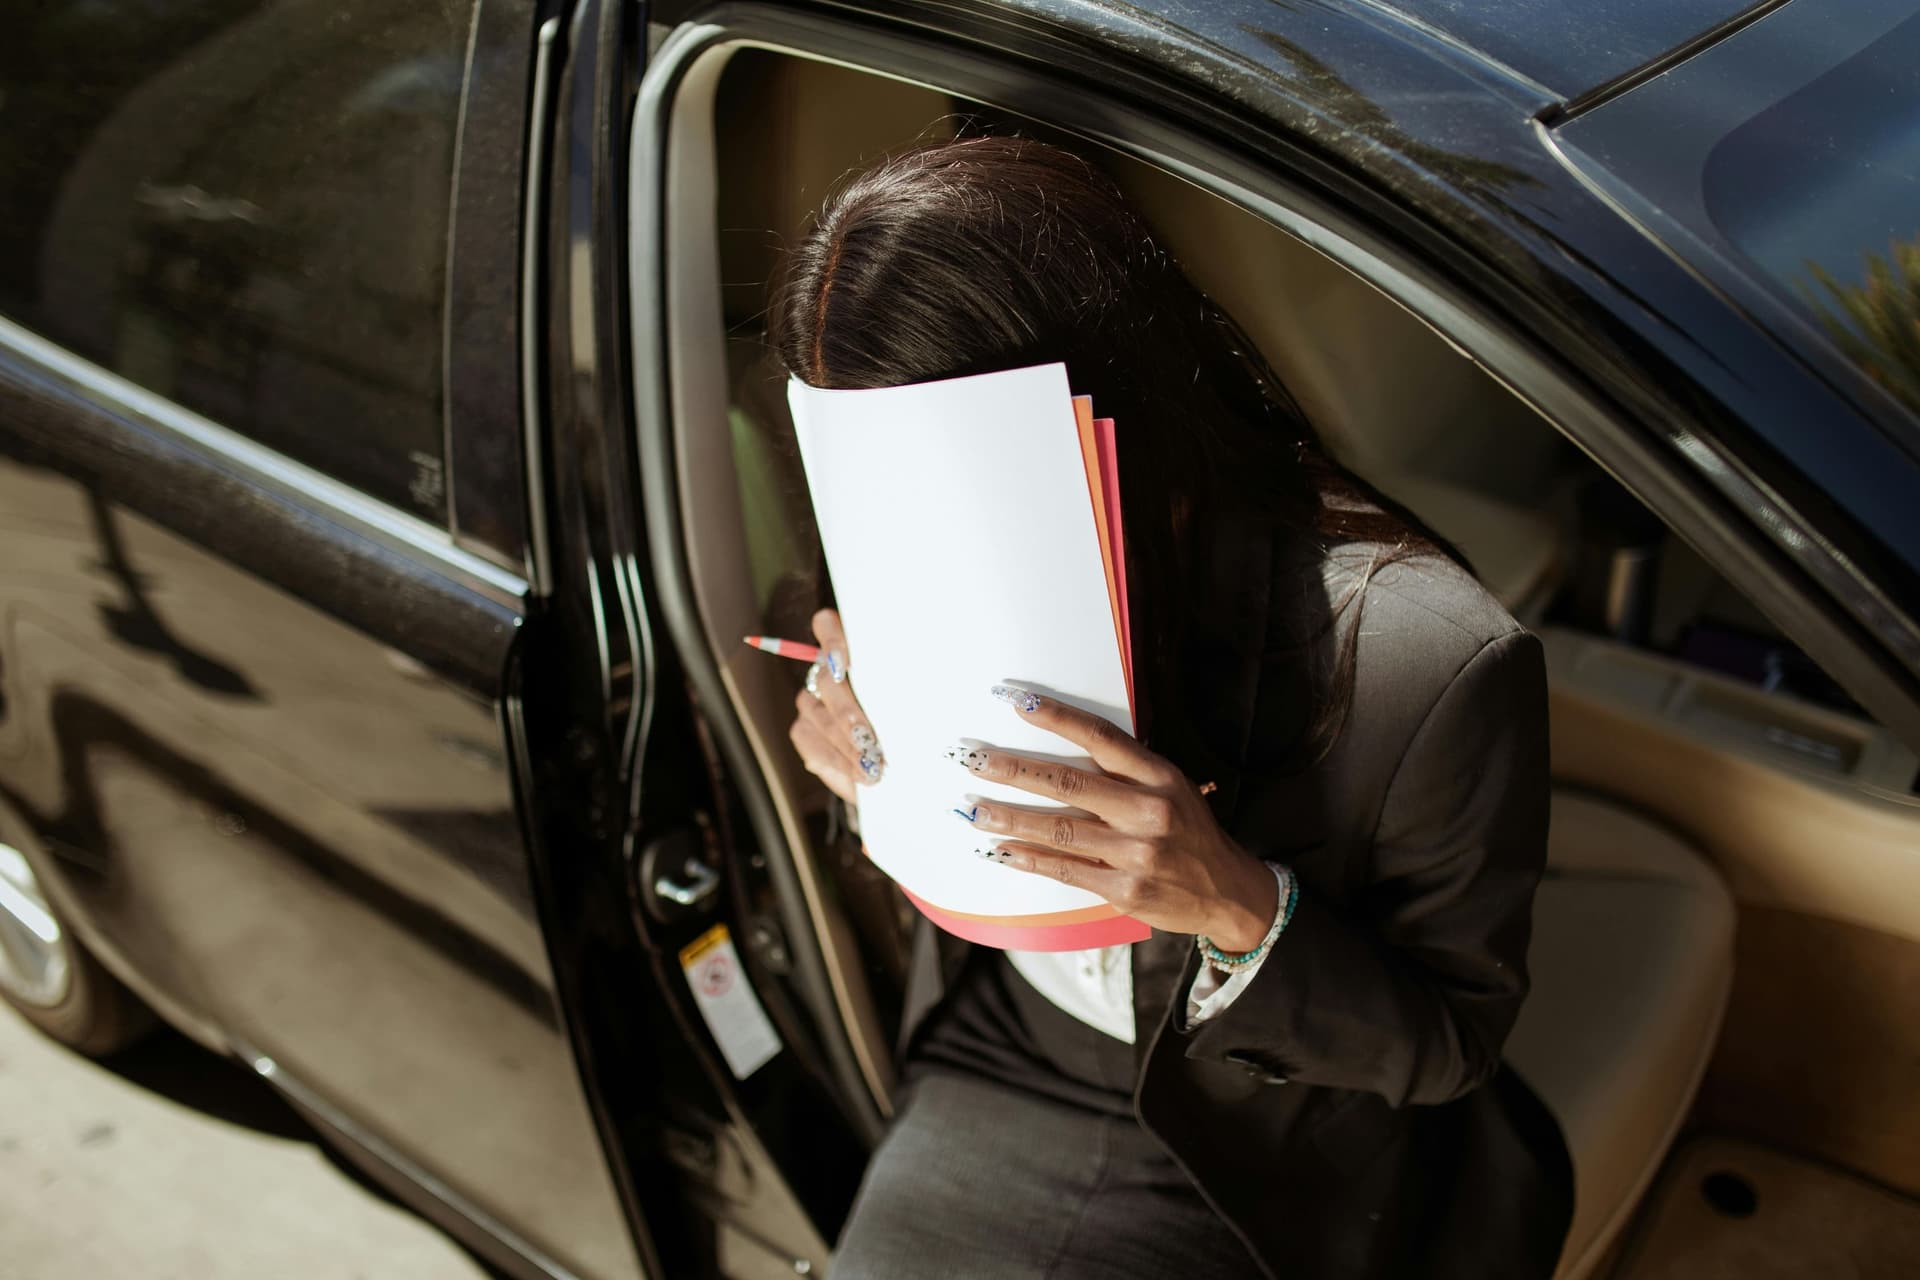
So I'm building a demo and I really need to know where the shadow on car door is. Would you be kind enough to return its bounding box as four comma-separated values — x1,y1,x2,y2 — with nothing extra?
0,2,646,1276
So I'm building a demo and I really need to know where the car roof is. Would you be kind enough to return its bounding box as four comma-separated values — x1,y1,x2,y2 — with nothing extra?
1118,0,1761,101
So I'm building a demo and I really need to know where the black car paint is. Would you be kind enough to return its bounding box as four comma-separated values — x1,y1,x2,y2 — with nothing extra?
0,2,646,1276
547,0,878,1265
1,3,1917,1280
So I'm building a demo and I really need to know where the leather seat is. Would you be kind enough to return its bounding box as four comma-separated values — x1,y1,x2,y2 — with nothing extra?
1105,157,1574,622
1369,472,1566,618
1506,789,1737,1279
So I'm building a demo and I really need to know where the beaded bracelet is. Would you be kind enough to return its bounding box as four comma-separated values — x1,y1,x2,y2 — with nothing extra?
1195,864,1298,973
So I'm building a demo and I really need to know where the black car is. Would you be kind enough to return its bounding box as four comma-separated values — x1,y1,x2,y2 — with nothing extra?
3,1,1918,1277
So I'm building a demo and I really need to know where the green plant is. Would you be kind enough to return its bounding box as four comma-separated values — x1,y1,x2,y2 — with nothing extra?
1804,234,1920,417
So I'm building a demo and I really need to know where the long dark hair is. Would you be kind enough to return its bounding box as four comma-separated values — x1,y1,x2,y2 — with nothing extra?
770,135,1449,763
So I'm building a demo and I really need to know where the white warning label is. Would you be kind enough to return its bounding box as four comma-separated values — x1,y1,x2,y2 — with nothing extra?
679,924,781,1080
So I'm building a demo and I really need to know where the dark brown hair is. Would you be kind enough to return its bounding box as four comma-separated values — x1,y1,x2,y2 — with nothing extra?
770,135,1451,762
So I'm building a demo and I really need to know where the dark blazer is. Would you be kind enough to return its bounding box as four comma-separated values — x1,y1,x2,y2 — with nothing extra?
897,511,1575,1280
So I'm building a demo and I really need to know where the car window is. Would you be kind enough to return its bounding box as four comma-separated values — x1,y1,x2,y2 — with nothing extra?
0,1,475,521
1701,13,1920,421
1554,0,1920,449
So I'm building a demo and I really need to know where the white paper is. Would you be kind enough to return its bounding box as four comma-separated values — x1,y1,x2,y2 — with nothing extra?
788,363,1132,920
679,925,781,1080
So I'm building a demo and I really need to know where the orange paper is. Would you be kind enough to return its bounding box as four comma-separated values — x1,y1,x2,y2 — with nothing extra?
1094,417,1131,700
1073,397,1131,716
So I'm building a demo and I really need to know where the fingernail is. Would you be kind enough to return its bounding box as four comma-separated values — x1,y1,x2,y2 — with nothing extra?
973,846,1008,861
827,650,848,682
944,744,990,772
990,684,1041,713
852,725,884,780
951,803,983,824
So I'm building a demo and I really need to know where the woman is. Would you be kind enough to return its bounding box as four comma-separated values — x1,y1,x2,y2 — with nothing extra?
776,135,1572,1280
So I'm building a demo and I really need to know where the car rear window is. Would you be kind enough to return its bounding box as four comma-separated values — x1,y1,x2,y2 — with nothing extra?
1701,13,1920,418
1554,0,1920,447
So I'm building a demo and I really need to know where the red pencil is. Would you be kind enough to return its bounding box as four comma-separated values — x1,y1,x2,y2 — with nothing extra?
742,635,821,662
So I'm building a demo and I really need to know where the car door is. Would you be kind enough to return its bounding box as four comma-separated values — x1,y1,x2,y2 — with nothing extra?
0,3,645,1277
515,3,885,1277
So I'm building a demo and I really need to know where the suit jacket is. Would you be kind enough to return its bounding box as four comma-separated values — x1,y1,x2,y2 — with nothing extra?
897,510,1575,1280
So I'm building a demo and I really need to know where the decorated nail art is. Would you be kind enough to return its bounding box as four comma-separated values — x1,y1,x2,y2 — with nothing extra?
827,650,848,682
974,847,1011,862
944,744,990,772
851,723,884,782
990,684,1041,713
951,804,981,823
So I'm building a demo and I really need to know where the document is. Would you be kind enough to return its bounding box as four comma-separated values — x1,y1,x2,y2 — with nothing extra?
789,363,1149,950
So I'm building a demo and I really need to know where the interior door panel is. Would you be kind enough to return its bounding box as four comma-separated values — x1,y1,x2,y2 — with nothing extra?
1544,627,1920,1195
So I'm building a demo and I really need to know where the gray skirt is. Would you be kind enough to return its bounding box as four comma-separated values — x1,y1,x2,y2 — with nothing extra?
832,952,1263,1279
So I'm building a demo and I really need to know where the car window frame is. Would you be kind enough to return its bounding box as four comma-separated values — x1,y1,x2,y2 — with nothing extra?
0,310,525,621
443,0,550,578
631,7,1920,751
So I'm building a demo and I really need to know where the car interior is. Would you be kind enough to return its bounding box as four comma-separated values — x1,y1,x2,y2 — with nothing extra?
649,44,1920,1279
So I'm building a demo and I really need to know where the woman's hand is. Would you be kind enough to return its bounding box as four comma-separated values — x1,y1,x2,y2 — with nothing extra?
787,608,885,807
952,687,1278,951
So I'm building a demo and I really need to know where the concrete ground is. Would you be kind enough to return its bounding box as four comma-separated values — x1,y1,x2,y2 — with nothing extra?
0,1010,494,1280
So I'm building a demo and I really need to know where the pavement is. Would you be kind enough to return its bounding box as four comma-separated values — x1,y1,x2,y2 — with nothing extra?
0,1010,494,1280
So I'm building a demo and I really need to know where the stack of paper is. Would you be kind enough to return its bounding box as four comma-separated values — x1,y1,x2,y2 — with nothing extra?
1073,393,1134,724
788,363,1149,950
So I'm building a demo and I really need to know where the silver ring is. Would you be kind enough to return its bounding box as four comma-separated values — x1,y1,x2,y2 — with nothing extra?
804,660,824,700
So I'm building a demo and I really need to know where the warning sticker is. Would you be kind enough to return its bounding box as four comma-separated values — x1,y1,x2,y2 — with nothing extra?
679,924,781,1080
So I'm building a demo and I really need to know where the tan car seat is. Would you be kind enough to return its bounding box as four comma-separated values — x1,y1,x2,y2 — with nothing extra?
1507,789,1737,1278
1108,159,1572,618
